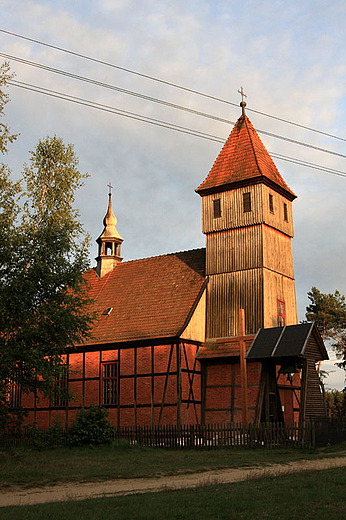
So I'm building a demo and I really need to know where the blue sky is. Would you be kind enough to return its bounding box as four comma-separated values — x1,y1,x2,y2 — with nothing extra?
0,0,345,389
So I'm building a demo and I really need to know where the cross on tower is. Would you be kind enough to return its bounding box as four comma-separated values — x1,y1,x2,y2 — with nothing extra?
107,182,113,196
238,86,247,102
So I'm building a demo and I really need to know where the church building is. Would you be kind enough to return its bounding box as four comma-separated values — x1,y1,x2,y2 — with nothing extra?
20,100,328,428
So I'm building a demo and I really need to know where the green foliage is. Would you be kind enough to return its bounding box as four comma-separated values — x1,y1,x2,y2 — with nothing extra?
22,417,65,449
325,389,345,420
306,287,346,372
0,63,95,424
68,406,113,446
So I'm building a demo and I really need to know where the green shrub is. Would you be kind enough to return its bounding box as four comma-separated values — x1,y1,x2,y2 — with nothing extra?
68,406,113,446
22,417,65,449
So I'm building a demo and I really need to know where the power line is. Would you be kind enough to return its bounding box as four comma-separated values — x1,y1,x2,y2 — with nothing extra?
9,79,346,179
2,52,346,161
1,27,345,144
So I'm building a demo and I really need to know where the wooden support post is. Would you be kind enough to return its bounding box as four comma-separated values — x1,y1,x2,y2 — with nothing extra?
239,309,248,425
176,342,182,430
134,346,137,428
82,351,85,408
151,345,155,428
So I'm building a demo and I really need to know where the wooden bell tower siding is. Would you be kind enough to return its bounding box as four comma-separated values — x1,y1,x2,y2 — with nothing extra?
196,111,298,337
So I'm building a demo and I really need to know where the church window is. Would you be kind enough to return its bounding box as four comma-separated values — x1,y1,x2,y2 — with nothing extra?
283,203,288,222
102,362,117,405
8,381,21,408
277,300,286,327
53,368,68,407
213,198,221,218
269,194,274,214
243,192,252,213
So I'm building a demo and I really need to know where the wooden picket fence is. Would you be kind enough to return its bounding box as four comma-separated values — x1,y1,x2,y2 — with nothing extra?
112,422,315,449
0,422,315,449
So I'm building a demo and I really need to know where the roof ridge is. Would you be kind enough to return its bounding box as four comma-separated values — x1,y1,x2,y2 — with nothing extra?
243,115,264,179
117,247,206,265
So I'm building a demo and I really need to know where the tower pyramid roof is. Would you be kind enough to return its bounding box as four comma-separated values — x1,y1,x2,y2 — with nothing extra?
196,114,296,200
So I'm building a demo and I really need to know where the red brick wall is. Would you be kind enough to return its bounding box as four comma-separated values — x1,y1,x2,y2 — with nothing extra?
20,340,202,428
204,360,261,424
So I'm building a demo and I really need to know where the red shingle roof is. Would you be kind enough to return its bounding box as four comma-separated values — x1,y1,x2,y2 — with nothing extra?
196,115,296,200
197,336,255,359
80,248,206,346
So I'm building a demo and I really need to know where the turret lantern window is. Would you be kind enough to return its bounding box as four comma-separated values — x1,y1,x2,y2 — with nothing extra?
243,192,251,213
213,198,221,219
105,242,113,255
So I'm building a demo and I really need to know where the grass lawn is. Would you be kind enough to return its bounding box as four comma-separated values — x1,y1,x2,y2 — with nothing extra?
1,466,345,519
0,440,345,489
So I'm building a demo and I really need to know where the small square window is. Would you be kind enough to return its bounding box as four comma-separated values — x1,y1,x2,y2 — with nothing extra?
283,203,288,222
243,192,251,213
213,198,221,219
269,194,274,214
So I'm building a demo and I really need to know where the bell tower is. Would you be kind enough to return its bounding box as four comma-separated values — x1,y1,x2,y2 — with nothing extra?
96,184,123,278
196,95,298,337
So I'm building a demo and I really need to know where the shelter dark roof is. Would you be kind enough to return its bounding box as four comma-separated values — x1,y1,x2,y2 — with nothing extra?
80,248,206,346
246,323,328,361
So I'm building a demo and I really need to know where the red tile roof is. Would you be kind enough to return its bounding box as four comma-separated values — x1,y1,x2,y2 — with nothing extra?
196,115,296,200
79,248,206,346
196,335,255,359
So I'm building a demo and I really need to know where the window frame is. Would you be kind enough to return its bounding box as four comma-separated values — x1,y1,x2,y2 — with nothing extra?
283,203,288,222
102,362,118,406
277,300,286,327
213,198,222,219
8,381,22,409
52,369,68,408
269,193,274,214
243,192,252,213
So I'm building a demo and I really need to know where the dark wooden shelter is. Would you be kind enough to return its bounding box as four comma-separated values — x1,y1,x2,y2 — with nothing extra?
246,323,328,423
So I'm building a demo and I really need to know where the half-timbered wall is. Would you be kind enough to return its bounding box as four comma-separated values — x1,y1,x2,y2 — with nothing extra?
21,341,202,429
202,360,261,424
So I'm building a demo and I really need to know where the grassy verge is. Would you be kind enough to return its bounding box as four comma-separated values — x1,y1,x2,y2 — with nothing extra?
1,466,346,519
1,440,345,489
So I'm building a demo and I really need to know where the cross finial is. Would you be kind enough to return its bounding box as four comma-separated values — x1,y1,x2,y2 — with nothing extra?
238,86,247,116
107,182,113,196
238,86,247,102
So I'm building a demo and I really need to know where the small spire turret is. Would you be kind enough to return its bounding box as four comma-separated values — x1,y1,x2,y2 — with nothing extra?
96,185,123,277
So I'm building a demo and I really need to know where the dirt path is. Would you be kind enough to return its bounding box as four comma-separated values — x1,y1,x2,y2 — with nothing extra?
1,456,346,507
